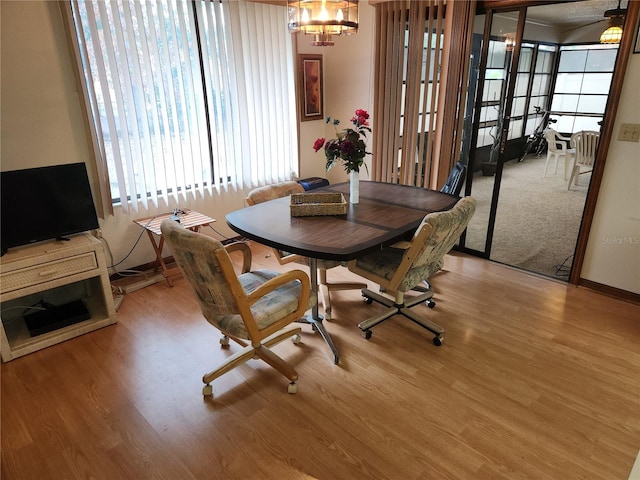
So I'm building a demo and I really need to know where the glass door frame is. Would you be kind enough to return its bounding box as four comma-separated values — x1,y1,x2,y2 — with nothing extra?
569,1,639,284
455,0,638,286
460,7,527,258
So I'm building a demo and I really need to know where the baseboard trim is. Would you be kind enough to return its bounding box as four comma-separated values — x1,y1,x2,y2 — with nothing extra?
108,235,246,283
578,278,640,305
109,259,164,282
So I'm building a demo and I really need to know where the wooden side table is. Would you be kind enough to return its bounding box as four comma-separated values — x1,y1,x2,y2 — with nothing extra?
134,210,216,286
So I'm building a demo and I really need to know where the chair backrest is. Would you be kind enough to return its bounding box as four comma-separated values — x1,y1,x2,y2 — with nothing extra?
246,181,306,265
160,219,243,329
570,130,599,167
544,129,565,154
412,196,477,268
440,161,467,196
390,197,476,291
246,181,305,206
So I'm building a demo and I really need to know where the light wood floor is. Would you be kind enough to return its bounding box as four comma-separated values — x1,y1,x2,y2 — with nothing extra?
2,242,639,480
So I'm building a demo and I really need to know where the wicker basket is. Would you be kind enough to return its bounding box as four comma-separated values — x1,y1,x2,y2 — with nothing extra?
290,192,347,217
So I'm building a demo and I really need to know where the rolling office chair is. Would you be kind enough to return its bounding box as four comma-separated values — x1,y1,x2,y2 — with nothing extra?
412,160,467,293
348,197,476,345
246,181,366,321
160,219,315,397
568,131,599,190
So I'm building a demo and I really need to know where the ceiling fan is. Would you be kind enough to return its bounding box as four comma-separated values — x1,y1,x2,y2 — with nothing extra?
562,0,627,43
600,0,626,42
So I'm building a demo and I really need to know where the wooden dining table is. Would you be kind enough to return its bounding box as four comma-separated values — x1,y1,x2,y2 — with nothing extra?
226,181,459,364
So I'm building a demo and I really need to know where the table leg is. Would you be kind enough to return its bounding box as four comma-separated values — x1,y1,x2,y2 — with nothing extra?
146,230,173,287
300,257,339,364
310,259,320,320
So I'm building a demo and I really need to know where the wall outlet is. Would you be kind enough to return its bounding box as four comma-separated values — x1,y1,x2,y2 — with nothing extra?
618,123,640,142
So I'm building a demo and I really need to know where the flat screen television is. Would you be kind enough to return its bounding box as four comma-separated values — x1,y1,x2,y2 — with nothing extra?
1,163,100,254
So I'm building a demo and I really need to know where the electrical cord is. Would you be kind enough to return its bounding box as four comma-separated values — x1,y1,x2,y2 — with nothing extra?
104,213,165,273
102,211,230,275
208,223,232,241
0,300,51,318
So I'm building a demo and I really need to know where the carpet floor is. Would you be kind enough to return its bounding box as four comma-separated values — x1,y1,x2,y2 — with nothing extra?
465,153,590,279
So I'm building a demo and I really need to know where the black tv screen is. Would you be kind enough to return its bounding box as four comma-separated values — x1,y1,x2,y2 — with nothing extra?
1,163,100,253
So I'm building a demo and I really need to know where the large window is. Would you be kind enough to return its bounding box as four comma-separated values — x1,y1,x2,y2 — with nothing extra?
476,37,509,148
550,44,617,133
521,44,556,137
475,39,557,149
473,40,616,150
69,0,297,214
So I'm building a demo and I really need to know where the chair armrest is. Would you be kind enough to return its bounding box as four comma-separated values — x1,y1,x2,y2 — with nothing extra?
272,249,305,265
245,269,313,331
243,269,312,339
389,240,412,250
225,242,252,273
246,269,311,308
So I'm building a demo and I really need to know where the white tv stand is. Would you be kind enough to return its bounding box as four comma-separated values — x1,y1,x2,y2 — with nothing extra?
0,233,117,362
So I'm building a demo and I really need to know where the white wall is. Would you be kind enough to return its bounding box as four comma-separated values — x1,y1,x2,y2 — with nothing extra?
1,1,638,295
0,1,90,174
582,52,640,294
296,1,376,185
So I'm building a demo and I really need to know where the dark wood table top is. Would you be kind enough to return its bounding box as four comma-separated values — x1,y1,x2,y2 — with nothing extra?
226,181,459,261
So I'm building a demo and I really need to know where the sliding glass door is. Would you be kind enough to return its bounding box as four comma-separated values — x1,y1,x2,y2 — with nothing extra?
462,8,524,257
459,2,620,281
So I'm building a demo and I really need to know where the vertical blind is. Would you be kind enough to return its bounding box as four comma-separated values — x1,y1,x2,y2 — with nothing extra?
66,0,297,215
372,0,475,190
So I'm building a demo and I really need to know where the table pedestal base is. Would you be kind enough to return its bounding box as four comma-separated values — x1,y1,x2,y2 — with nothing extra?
297,314,339,364
299,257,339,364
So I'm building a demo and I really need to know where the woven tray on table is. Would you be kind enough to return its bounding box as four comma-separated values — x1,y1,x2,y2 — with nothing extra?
290,192,347,217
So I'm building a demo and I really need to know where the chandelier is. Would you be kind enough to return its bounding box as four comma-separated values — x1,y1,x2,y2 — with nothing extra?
600,0,626,44
288,0,359,46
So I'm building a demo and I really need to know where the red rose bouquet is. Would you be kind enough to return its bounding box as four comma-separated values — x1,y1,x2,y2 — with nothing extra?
313,109,371,174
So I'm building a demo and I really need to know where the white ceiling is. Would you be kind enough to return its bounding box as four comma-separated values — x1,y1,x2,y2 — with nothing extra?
518,0,625,30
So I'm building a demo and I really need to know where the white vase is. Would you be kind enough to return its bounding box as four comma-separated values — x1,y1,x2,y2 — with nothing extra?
349,170,359,204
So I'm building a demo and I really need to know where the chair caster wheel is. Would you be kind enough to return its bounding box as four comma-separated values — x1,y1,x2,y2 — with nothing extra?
363,296,373,305
362,329,372,339
219,336,230,348
433,336,443,346
202,384,213,396
426,299,436,308
291,333,301,344
288,382,298,394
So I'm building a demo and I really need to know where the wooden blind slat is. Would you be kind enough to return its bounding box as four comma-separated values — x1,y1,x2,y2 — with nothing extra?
372,0,476,189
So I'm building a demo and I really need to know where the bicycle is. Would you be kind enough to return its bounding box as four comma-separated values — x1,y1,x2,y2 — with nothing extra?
517,106,557,162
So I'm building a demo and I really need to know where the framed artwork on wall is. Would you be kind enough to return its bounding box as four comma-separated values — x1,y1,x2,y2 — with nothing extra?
298,54,323,121
634,17,640,53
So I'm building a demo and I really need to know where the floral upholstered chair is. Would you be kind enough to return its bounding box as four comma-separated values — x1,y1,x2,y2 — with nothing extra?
246,181,366,321
348,197,476,346
160,219,316,397
245,181,305,207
